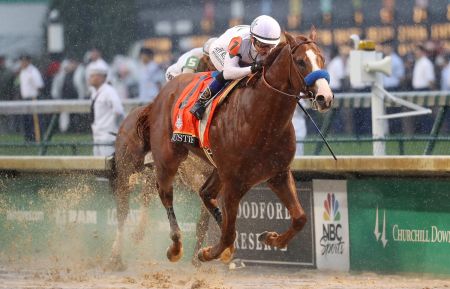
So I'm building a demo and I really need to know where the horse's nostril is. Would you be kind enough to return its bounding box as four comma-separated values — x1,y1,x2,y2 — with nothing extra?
316,95,325,104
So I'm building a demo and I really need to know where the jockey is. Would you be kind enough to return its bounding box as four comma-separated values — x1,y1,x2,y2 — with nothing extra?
190,15,281,120
165,37,217,82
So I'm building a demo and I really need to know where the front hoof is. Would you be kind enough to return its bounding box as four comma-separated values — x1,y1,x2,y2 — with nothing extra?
166,245,183,262
258,231,269,242
104,256,127,272
219,247,234,264
258,231,279,245
197,247,211,262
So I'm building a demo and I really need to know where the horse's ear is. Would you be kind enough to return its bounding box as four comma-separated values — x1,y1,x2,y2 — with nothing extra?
284,31,296,46
309,25,317,41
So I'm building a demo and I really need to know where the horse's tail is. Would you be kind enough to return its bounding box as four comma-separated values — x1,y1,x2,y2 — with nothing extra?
136,103,153,152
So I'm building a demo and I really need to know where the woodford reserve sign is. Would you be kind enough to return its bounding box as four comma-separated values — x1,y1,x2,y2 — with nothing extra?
231,182,314,266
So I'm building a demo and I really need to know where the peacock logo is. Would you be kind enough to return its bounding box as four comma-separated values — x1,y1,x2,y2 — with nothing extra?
323,193,341,221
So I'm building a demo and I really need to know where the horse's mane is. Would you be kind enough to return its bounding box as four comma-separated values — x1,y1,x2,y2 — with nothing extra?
263,42,288,67
263,34,310,67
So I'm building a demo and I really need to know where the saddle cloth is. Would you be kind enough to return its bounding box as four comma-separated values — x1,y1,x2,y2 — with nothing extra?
171,72,242,152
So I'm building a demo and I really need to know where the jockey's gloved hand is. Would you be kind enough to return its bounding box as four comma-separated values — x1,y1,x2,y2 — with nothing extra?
250,61,263,73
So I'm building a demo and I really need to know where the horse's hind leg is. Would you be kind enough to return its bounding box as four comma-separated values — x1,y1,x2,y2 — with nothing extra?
191,205,210,267
107,172,131,271
132,170,156,242
259,170,307,248
153,147,188,262
199,169,223,226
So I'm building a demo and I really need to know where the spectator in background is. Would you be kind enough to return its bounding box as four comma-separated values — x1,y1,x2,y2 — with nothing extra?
293,103,307,157
43,54,62,99
412,44,435,91
328,46,353,134
86,48,110,87
19,54,44,142
138,47,164,103
0,55,16,133
440,54,450,91
88,61,124,156
327,46,347,93
382,40,405,91
0,55,15,100
111,55,139,100
51,58,79,132
73,51,91,99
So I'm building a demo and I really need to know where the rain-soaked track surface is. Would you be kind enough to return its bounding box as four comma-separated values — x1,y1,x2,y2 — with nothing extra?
1,261,449,289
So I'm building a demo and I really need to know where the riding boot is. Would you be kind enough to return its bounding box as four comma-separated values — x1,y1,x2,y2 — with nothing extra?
190,87,213,120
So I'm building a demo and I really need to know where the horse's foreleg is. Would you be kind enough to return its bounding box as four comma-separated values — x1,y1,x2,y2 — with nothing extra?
260,170,307,248
198,183,244,262
199,170,223,226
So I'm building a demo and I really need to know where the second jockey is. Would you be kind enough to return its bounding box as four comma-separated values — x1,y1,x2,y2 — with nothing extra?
190,15,281,120
165,37,217,82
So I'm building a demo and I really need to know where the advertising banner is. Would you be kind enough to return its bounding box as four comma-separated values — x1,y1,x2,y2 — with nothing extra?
313,180,350,271
348,179,450,274
0,174,202,263
230,182,315,266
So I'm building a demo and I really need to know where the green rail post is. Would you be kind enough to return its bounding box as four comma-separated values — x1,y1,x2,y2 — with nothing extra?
399,139,405,155
39,114,59,156
424,106,448,155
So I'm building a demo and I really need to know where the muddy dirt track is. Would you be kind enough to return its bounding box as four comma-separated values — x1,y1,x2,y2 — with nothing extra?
1,260,449,289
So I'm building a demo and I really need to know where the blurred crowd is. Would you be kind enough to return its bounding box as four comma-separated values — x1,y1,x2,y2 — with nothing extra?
1,38,449,137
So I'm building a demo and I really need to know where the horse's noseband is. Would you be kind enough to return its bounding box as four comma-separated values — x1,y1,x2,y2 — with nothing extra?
290,41,330,110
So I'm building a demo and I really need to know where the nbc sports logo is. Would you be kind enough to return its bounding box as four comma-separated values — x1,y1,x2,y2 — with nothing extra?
323,193,341,222
313,180,350,271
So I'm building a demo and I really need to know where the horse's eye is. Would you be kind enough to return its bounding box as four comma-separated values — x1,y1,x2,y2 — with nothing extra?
297,59,306,67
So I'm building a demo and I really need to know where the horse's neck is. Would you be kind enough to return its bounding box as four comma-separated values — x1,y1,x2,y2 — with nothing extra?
253,47,297,128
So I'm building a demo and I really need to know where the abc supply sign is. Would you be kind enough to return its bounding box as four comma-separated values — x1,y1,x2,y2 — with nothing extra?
348,179,450,274
313,180,350,271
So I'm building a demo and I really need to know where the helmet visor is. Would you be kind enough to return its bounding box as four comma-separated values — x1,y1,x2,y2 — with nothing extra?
252,33,280,45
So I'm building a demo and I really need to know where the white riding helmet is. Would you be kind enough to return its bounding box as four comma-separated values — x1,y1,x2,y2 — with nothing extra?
250,15,281,45
202,37,218,56
87,61,108,76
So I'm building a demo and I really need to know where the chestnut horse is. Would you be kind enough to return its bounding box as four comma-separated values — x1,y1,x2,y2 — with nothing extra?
107,55,215,270
136,30,333,263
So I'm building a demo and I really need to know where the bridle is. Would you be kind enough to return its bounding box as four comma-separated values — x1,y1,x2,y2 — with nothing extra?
261,40,324,110
261,39,338,160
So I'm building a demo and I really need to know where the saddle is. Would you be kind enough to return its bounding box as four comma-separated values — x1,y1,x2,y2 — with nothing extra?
171,72,242,164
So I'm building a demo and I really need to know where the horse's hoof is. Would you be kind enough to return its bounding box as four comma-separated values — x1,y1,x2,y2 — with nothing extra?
258,231,269,242
197,247,211,262
166,245,183,262
219,247,234,264
104,256,127,272
258,231,279,246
